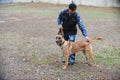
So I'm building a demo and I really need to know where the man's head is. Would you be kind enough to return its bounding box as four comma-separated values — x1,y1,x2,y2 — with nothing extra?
68,3,77,14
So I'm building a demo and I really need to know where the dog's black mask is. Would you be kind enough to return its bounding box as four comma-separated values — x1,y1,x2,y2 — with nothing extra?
56,29,65,46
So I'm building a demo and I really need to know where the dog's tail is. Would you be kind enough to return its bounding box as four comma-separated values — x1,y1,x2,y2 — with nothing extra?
91,37,102,42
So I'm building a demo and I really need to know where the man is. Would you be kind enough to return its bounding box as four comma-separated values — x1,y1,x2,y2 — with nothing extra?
57,2,91,65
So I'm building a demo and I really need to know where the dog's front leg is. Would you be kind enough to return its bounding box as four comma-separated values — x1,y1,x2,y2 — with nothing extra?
63,50,69,69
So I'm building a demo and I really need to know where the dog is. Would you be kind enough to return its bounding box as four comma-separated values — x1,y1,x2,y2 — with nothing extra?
56,29,102,69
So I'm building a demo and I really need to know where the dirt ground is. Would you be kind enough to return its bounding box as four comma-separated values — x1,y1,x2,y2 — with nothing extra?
0,3,120,80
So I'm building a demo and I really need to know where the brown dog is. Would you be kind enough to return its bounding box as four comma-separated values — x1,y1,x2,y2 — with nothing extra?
56,29,102,69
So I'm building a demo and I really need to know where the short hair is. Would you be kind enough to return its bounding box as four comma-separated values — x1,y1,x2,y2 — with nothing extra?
69,3,77,10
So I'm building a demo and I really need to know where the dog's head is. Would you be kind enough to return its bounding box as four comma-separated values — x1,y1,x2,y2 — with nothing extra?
56,29,65,46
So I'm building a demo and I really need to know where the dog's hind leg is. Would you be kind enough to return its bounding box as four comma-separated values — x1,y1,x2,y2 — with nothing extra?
82,50,89,64
86,46,99,67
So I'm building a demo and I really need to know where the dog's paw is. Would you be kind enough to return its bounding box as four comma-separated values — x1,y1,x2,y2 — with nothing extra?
87,63,92,66
83,62,91,66
63,66,67,69
96,65,100,68
93,64,100,68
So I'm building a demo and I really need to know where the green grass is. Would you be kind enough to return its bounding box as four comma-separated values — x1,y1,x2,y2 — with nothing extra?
95,47,120,66
70,71,87,80
39,53,61,65
55,71,62,78
79,71,87,79
34,49,43,54
96,55,119,66
78,9,120,19
4,6,57,17
3,4,120,19
5,6,35,13
27,54,41,67
38,78,48,80
22,53,61,67
38,10,57,17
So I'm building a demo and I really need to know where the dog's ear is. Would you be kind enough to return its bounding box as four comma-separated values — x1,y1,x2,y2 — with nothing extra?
57,29,61,35
58,29,64,37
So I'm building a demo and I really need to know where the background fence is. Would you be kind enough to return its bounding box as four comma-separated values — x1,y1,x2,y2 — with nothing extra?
0,0,120,7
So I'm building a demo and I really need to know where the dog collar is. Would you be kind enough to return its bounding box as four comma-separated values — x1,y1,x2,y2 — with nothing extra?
60,41,65,46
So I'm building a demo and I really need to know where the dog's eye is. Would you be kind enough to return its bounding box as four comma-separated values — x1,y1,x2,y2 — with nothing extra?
59,37,61,39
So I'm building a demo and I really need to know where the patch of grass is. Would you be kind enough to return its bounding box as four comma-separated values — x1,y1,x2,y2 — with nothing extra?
78,9,120,19
4,6,57,17
34,49,43,54
0,33,25,53
37,10,57,17
39,53,61,65
5,6,35,13
17,45,24,54
79,71,87,79
38,78,48,80
102,47,120,57
76,53,85,62
95,47,120,66
71,77,79,80
71,73,86,80
27,54,41,67
55,71,62,78
96,55,119,66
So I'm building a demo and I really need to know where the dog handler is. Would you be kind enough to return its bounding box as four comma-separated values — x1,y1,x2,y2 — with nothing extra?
57,2,91,65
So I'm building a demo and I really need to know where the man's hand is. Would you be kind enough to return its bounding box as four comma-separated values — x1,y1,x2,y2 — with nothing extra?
58,25,63,30
85,36,92,43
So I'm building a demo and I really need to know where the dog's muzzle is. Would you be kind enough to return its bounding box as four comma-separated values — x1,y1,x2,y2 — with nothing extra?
56,39,60,45
56,38,63,46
